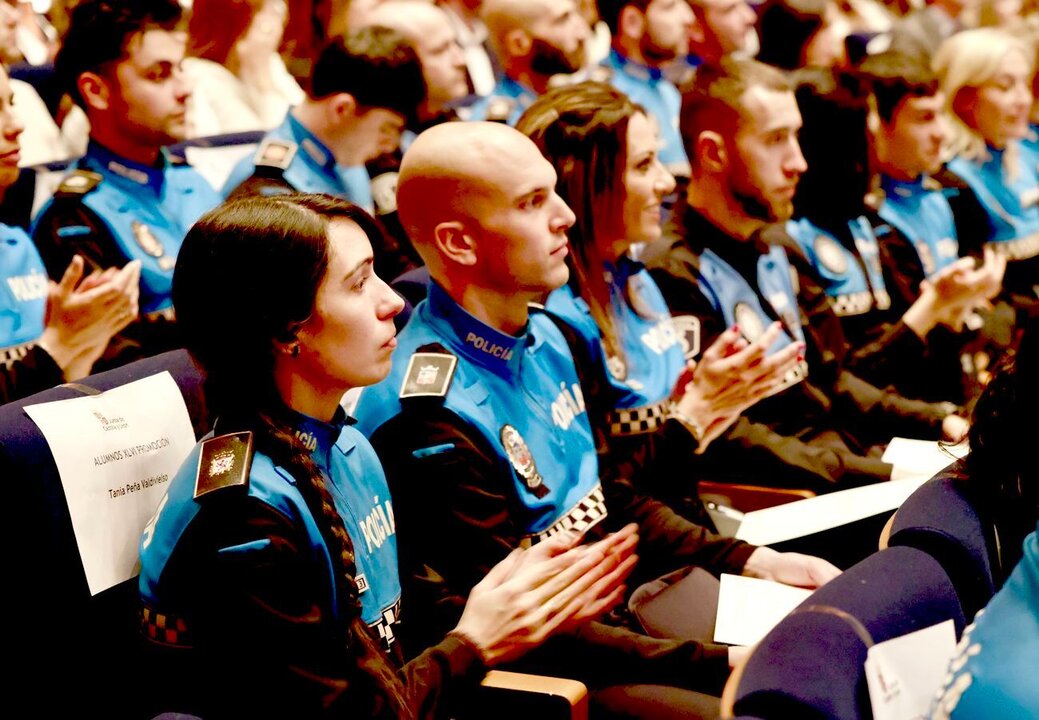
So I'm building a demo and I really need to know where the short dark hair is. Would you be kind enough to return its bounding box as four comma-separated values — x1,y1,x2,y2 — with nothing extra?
756,0,829,71
680,57,791,167
56,0,184,109
858,51,939,124
598,0,653,35
310,27,426,124
791,67,869,225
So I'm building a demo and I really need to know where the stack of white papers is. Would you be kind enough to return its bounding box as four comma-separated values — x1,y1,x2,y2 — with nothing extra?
733,438,967,546
713,574,813,647
882,437,967,482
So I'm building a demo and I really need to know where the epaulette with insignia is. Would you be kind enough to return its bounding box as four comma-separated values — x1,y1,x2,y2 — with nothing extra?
485,97,517,124
370,171,399,215
55,170,103,197
400,343,457,400
194,431,254,499
253,138,298,171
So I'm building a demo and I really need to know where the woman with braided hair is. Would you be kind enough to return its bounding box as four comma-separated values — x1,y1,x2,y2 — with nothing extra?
137,194,637,718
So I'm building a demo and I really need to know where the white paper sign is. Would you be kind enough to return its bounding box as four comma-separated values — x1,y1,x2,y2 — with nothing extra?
883,438,968,482
865,619,957,720
24,372,196,595
735,477,930,546
713,573,813,647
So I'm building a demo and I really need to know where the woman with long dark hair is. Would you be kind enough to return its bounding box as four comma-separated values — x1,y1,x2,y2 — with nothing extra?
138,194,635,718
516,82,806,514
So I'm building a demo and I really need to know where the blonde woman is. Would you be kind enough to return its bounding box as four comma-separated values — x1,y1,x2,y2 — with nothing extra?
934,28,1039,301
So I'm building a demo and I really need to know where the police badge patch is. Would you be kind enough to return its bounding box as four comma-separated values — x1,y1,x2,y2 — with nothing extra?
670,315,701,360
370,172,398,215
814,235,849,275
733,302,765,342
501,424,549,498
132,221,165,258
400,352,457,398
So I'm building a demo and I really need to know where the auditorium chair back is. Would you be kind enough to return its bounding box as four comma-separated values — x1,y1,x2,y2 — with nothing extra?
886,464,997,619
1,350,208,717
727,545,965,720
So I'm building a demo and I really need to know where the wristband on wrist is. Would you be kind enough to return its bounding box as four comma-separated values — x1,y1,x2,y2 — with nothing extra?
669,403,706,444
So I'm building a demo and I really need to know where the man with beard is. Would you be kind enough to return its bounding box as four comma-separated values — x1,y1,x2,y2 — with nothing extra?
467,0,590,125
686,0,758,66
643,58,969,492
599,0,695,177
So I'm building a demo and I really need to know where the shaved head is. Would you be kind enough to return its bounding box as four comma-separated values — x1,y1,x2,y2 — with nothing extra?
482,0,551,37
481,0,587,75
398,122,534,252
397,121,575,295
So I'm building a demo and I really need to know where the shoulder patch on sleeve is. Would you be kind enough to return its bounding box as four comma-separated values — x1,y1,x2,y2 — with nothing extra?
194,431,254,499
400,345,458,399
254,138,297,170
56,170,103,196
370,171,398,215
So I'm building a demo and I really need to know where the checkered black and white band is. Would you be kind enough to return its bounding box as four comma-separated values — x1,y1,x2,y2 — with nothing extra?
831,288,891,316
831,290,875,317
606,400,672,437
1,341,34,369
523,483,608,547
141,605,191,648
370,597,402,651
780,359,810,390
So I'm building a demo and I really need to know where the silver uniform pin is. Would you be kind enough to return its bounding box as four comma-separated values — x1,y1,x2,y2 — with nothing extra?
734,302,765,342
814,235,849,275
501,424,548,498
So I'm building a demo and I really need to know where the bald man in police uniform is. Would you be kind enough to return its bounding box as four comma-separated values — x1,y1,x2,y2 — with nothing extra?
32,0,220,360
354,121,839,719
